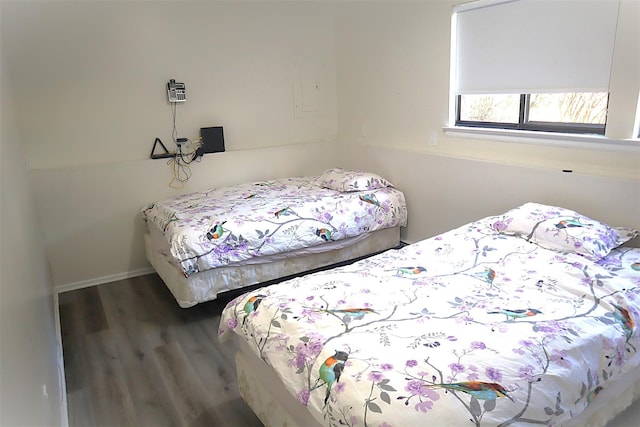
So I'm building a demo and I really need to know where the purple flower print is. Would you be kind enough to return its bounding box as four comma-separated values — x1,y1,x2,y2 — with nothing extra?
486,367,503,382
337,223,349,234
470,341,486,350
603,336,626,367
368,371,385,382
263,235,274,246
288,336,323,371
226,318,238,330
550,349,571,369
289,352,307,371
519,339,535,348
491,219,510,232
597,256,621,269
406,359,418,368
297,389,310,406
571,261,585,270
404,380,441,413
381,363,394,371
512,347,526,355
299,307,323,323
513,338,537,355
405,380,426,395
460,315,475,325
518,365,537,381
449,363,465,375
274,334,290,352
535,321,567,336
415,400,435,412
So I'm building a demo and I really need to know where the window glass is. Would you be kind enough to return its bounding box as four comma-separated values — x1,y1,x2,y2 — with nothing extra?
457,92,608,134
528,93,608,125
459,94,519,123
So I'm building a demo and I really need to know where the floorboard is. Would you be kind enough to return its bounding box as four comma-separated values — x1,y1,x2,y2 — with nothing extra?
59,273,263,427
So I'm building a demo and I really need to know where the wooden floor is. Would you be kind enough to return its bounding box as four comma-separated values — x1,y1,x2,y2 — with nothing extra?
59,273,264,427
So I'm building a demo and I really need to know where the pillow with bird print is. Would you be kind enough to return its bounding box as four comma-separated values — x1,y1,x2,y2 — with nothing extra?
491,202,638,261
318,168,394,192
597,247,640,277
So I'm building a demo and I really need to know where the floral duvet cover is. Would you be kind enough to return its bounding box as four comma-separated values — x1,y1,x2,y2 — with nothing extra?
219,204,639,427
141,176,407,276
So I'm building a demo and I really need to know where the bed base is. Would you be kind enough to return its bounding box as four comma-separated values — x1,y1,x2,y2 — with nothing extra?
145,226,401,308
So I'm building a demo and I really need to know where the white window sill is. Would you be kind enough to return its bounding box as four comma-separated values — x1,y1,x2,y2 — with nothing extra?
443,126,640,152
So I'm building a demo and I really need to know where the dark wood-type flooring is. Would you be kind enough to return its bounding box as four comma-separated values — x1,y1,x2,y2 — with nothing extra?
59,273,264,427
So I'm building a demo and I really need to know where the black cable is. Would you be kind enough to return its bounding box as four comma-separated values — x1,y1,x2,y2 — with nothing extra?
171,102,178,144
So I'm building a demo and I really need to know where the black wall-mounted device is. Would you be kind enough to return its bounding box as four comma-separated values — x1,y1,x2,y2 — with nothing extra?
200,126,225,153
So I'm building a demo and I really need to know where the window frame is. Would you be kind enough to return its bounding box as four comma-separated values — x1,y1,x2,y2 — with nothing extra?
455,94,607,136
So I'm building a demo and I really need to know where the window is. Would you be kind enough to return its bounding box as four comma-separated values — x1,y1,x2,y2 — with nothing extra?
451,0,620,136
457,92,609,135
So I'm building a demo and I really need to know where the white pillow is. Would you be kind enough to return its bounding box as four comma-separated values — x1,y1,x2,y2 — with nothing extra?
490,202,638,261
317,168,394,192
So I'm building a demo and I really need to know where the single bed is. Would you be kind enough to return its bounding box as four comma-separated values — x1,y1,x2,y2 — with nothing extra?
141,168,408,307
219,202,640,427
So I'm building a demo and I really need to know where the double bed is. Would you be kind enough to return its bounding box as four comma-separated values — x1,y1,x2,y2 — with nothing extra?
142,168,408,307
219,202,640,426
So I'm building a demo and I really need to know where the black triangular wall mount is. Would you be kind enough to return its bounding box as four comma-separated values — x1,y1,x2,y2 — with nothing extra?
150,138,176,159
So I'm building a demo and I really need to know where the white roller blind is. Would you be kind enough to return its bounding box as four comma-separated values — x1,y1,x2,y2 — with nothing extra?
454,0,620,94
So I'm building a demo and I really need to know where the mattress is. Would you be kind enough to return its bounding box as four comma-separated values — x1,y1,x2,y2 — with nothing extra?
219,202,640,426
141,173,407,277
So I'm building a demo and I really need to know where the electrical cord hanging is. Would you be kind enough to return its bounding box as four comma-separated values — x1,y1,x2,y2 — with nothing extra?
171,102,178,145
167,138,202,189
167,101,202,188
167,148,192,189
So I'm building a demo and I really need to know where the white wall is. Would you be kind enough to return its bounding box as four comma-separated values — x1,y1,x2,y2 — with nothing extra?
0,24,65,426
335,0,640,243
3,0,338,169
606,0,640,140
339,144,640,245
2,0,340,288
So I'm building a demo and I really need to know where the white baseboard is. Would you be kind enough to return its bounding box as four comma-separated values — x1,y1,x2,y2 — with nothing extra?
55,267,156,294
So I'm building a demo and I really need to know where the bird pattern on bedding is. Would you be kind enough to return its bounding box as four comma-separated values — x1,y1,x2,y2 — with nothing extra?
141,176,407,276
219,213,640,427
